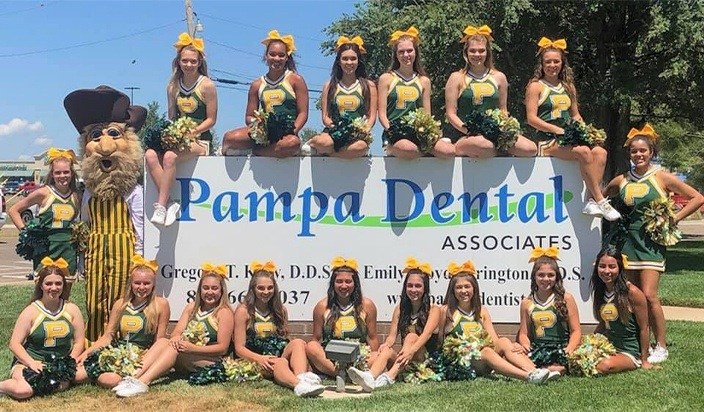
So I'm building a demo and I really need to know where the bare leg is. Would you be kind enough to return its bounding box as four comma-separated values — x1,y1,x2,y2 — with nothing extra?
475,347,530,381
0,366,34,400
253,135,301,158
282,339,309,375
494,337,536,372
638,269,666,348
307,133,335,155
221,127,255,154
157,144,204,207
145,149,164,192
545,145,606,201
96,372,122,389
386,334,424,380
135,342,179,385
333,140,369,159
305,341,336,376
455,135,496,158
368,347,396,378
388,138,422,160
431,139,456,159
134,339,169,378
596,353,638,375
508,135,538,157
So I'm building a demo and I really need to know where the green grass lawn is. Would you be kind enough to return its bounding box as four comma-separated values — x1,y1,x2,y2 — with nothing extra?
661,241,704,308
1,282,704,411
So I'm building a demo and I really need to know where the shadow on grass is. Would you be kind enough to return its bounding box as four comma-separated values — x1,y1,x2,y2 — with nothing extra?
667,241,704,272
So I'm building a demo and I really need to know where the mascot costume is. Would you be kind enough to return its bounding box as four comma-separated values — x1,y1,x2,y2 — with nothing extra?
64,86,146,341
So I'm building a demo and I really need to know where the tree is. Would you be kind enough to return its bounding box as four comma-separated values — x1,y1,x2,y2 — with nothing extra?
324,0,704,180
138,101,165,140
299,127,320,144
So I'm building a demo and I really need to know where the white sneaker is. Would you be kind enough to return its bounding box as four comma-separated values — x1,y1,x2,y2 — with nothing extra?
298,372,322,385
582,199,602,217
112,376,135,392
300,143,317,156
347,367,375,392
546,370,561,381
598,199,622,222
647,345,669,364
294,380,325,397
374,372,395,388
115,378,149,397
150,203,166,225
527,368,550,384
165,202,180,226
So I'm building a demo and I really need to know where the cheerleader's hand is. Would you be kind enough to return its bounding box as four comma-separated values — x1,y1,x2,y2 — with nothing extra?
177,341,197,353
27,360,44,373
641,361,660,370
511,343,528,354
257,356,275,373
378,343,393,354
395,350,414,367
169,336,181,351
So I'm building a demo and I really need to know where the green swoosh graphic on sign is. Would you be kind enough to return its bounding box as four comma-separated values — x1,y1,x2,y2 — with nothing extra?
187,191,573,228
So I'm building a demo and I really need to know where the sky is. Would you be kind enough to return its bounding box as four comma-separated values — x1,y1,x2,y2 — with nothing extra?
0,0,363,160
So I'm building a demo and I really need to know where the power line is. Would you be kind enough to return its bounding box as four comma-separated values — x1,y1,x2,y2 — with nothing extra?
206,37,330,71
0,19,185,58
0,1,53,17
198,13,325,43
212,76,322,94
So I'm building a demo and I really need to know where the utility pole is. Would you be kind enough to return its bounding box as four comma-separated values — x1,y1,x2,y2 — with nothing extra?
125,87,140,103
185,0,195,37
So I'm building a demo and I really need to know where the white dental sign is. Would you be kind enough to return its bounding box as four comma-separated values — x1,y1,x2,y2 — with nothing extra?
145,157,600,323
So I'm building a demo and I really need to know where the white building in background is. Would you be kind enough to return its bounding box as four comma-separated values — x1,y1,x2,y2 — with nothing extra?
0,150,83,184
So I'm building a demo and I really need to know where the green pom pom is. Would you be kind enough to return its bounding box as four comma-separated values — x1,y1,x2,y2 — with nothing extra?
141,116,170,153
188,362,227,385
16,220,49,261
22,354,77,396
529,344,568,368
246,335,289,357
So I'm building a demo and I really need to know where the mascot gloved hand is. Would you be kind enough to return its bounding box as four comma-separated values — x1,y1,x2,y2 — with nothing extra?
64,85,146,342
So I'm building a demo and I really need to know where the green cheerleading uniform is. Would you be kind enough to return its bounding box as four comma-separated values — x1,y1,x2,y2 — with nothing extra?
33,186,79,280
115,301,155,349
383,71,424,145
457,70,499,115
445,308,484,339
322,304,367,344
248,309,277,339
533,80,571,155
24,300,75,361
245,309,289,356
617,167,668,272
406,312,438,353
527,294,569,347
599,293,641,358
192,308,219,346
330,81,366,119
176,75,212,143
258,70,298,117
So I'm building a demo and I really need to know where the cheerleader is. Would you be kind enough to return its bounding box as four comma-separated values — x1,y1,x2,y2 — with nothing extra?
445,25,536,157
75,255,170,388
306,257,380,377
378,26,454,159
114,263,234,397
304,36,377,158
9,148,81,295
233,261,324,397
525,37,620,221
438,261,550,383
514,247,581,376
0,258,85,399
221,30,308,157
603,125,704,363
348,258,440,391
146,33,217,226
591,246,654,373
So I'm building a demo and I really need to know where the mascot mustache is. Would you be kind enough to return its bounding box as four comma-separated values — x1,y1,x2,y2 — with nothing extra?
82,147,142,199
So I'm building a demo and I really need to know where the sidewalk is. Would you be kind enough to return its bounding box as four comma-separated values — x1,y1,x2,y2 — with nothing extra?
663,306,704,322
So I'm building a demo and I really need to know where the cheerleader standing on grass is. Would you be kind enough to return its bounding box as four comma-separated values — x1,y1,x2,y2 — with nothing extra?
9,148,81,296
513,247,581,377
348,258,440,392
603,125,704,364
445,25,536,157
306,257,381,377
233,261,325,397
378,26,455,159
146,33,217,227
438,261,551,384
0,258,85,400
221,30,308,158
525,37,620,221
114,263,234,397
591,246,654,374
304,36,377,158
75,255,170,389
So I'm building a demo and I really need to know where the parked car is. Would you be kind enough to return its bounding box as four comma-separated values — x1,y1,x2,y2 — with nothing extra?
2,180,20,195
19,204,40,226
0,188,7,230
19,181,39,195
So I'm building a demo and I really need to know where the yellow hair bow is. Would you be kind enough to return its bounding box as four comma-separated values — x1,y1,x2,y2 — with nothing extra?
402,257,432,276
447,261,477,277
262,30,296,55
621,253,629,269
250,260,277,273
335,35,367,54
45,148,77,165
173,32,204,53
331,256,358,271
131,254,158,272
40,256,68,269
460,25,494,42
389,26,420,45
202,262,227,278
537,37,567,54
529,246,560,263
624,123,659,147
